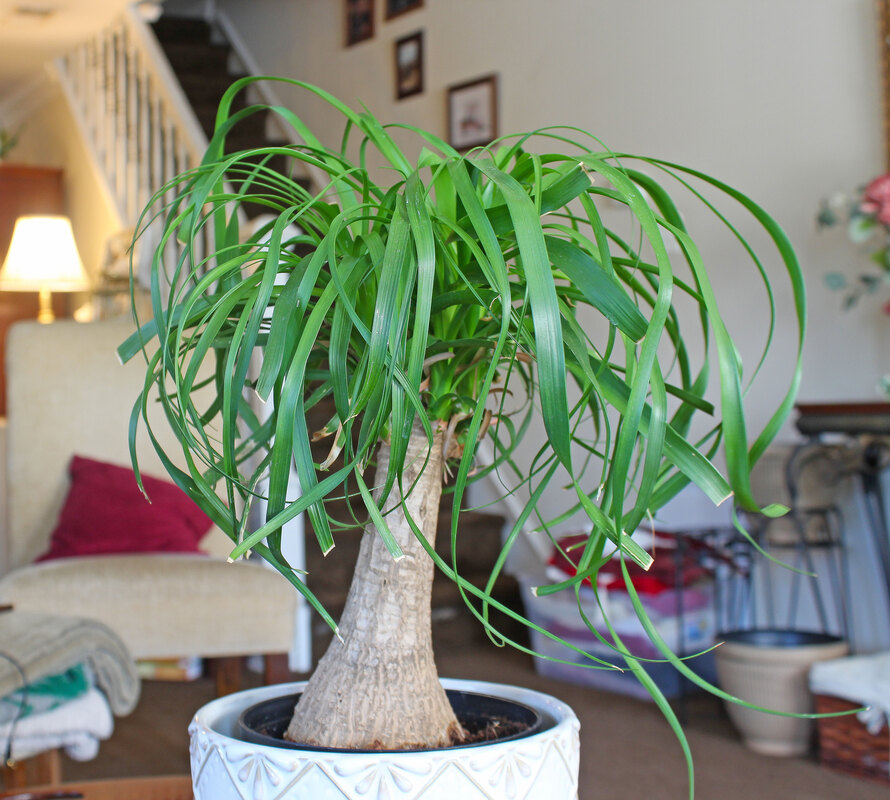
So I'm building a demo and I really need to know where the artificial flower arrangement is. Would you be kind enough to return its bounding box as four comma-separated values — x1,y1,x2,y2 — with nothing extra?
818,173,890,397
818,173,890,313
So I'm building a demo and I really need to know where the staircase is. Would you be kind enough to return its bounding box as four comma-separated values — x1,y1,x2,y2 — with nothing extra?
150,13,310,219
150,15,234,141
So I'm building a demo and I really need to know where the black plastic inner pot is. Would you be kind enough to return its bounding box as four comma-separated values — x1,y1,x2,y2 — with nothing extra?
237,689,546,753
719,629,845,647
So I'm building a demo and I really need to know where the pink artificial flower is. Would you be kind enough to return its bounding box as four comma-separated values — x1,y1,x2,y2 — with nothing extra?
862,174,890,226
883,299,890,315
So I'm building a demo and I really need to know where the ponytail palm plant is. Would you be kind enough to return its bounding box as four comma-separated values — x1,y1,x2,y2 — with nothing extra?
119,77,804,765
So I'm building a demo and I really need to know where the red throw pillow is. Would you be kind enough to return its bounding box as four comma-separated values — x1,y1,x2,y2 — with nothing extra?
36,455,213,562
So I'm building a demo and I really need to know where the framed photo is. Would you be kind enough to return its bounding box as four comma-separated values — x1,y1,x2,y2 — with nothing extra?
447,74,498,150
385,0,423,20
394,31,423,99
345,0,374,46
880,0,890,168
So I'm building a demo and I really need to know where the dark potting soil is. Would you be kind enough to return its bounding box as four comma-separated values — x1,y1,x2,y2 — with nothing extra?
449,714,530,746
240,689,543,752
253,714,530,750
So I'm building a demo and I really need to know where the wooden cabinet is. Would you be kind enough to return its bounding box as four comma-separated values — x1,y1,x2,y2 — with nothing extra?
0,164,65,252
0,164,66,415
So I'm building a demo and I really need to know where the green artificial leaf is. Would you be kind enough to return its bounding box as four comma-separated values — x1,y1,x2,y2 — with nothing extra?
815,204,838,227
860,274,880,292
823,272,848,290
848,214,876,243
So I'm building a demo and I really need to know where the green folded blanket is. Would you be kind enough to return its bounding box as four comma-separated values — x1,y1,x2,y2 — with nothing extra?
0,663,91,723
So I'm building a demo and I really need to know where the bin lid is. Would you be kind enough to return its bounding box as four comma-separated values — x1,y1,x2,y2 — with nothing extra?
809,652,890,734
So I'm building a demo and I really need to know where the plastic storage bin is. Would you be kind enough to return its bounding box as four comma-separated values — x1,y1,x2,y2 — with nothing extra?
520,575,717,700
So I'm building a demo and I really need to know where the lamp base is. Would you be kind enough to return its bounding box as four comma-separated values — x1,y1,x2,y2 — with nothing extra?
37,288,55,324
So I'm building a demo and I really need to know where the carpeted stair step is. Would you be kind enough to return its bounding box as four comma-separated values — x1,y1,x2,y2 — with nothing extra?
151,16,213,45
435,506,507,577
213,110,271,145
156,40,231,76
175,72,248,109
305,509,511,618
151,12,314,221
299,393,513,616
191,96,251,139
234,141,305,179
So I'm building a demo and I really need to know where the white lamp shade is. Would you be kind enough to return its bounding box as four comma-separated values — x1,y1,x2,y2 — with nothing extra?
0,215,90,292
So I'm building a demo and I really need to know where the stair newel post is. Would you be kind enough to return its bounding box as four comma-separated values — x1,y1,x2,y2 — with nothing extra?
162,114,175,219
136,53,151,218
75,48,87,123
125,31,140,225
118,26,131,209
103,31,116,186
86,39,99,148
112,28,122,215
150,89,163,213
105,28,115,201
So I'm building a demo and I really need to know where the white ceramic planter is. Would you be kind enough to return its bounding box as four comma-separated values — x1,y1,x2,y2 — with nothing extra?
715,629,848,757
189,678,580,800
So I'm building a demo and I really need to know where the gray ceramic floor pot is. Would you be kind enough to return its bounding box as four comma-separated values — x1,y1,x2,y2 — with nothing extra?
715,629,848,756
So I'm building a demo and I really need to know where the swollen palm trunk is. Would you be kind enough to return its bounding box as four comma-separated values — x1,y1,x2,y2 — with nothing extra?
285,426,461,749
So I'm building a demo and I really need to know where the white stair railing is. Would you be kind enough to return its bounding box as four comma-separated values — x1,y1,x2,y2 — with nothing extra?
55,6,208,227
53,6,210,284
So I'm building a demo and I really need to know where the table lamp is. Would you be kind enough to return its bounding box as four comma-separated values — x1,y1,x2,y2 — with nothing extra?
0,215,90,323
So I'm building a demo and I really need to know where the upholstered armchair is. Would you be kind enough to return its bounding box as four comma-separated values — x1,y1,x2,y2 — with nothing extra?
0,319,309,689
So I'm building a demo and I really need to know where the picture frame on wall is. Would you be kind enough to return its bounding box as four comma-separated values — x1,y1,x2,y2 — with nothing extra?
385,0,423,20
394,31,423,99
345,0,375,46
447,74,498,150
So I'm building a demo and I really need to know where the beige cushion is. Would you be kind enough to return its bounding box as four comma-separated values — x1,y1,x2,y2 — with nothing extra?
0,554,296,660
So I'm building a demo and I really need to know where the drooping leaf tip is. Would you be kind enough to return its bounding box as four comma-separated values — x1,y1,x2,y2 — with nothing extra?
717,491,734,507
761,503,790,518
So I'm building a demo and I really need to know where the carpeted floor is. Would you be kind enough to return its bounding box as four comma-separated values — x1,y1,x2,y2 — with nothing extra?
61,609,886,800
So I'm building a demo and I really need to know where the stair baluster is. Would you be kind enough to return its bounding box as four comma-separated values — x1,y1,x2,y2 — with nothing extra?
53,6,210,282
